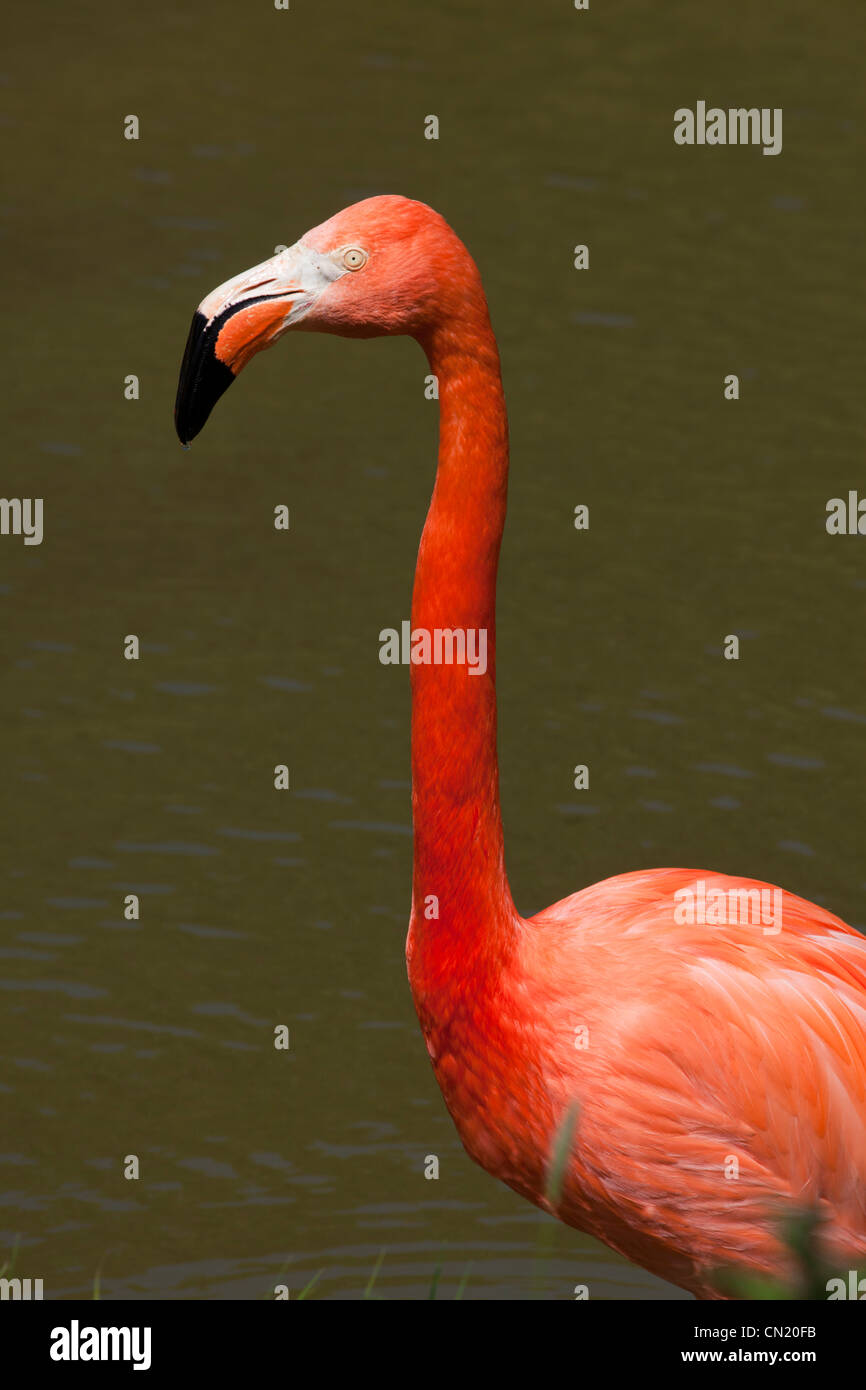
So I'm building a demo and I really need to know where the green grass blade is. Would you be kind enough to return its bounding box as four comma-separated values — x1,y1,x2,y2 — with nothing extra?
363,1248,386,1300
454,1262,472,1300
92,1252,109,1300
0,1235,20,1277
296,1269,324,1301
546,1101,580,1208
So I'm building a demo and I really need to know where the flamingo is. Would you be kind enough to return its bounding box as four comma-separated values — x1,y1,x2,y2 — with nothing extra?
174,195,866,1298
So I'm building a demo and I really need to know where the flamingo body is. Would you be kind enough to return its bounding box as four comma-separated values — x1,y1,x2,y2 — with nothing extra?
175,195,866,1297
410,868,866,1297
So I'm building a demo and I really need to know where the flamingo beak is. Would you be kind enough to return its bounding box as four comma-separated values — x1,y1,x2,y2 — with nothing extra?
174,242,325,445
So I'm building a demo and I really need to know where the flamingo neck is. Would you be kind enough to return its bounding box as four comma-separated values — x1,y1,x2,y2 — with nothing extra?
408,311,517,973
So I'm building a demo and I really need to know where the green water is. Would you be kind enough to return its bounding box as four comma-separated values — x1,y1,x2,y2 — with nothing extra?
1,0,862,1298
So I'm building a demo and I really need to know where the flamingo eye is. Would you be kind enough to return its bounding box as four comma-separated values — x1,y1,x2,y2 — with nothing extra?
341,246,368,271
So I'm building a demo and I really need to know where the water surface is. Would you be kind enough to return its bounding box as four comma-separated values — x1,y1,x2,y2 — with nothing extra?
1,0,862,1298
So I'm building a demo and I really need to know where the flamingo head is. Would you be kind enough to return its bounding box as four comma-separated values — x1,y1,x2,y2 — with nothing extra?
174,194,482,445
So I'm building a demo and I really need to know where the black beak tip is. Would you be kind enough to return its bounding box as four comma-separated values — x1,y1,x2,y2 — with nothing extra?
174,411,197,448
174,309,236,448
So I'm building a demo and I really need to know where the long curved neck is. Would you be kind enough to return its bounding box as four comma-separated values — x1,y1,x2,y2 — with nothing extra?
409,309,517,972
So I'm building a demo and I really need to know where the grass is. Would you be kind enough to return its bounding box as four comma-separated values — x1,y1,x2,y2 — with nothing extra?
296,1268,324,1300
1,1234,470,1302
1,1235,103,1297
0,1235,20,1278
713,1208,866,1300
528,1102,581,1298
284,1248,473,1300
